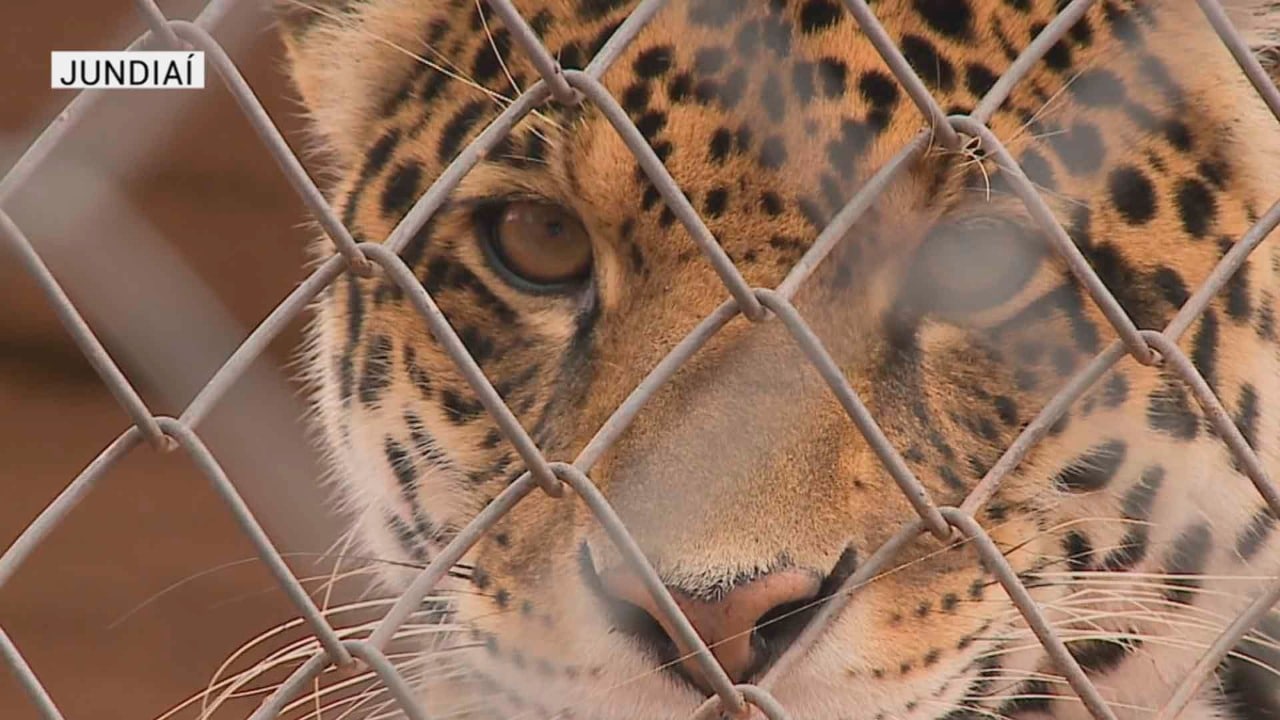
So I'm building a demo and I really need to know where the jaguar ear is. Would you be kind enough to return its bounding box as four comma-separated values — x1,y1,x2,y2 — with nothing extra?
276,0,363,42
275,0,409,169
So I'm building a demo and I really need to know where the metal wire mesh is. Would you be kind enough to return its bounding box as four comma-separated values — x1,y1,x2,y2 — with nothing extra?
3,0,1280,718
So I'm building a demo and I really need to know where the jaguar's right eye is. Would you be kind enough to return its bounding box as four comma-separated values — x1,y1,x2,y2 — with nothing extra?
481,201,594,293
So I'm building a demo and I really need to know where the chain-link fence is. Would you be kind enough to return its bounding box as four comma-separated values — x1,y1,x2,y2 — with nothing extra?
4,0,1280,718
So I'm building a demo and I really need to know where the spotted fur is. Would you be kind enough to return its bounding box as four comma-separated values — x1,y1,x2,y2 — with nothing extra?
279,0,1280,717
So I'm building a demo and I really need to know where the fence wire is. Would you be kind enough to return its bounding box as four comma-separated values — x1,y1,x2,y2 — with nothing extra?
3,0,1280,718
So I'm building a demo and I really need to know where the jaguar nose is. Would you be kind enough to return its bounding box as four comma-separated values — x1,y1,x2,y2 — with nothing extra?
598,567,821,690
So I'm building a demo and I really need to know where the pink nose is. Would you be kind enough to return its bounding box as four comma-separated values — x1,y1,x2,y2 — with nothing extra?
599,568,821,690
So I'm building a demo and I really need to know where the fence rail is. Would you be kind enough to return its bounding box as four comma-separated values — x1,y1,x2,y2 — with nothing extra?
3,0,1280,718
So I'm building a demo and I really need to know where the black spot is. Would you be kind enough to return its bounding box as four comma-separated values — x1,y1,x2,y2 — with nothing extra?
817,58,848,98
1069,205,1092,248
792,62,817,104
704,187,729,217
520,132,547,166
641,184,661,210
756,16,791,59
1069,69,1126,107
1103,2,1143,45
964,63,998,98
914,0,971,38
993,396,1018,425
1069,16,1094,46
1124,102,1160,133
633,46,674,78
1219,649,1280,720
358,335,394,406
1226,263,1252,321
384,437,417,490
759,136,788,169
577,0,630,20
1164,524,1211,604
826,119,874,179
899,35,955,92
1123,466,1163,520
1064,531,1093,571
1048,122,1104,176
688,0,743,26
1140,55,1181,103
761,191,785,216
931,461,962,489
695,46,729,76
557,42,584,69
1051,346,1077,375
442,389,485,423
387,514,427,563
404,345,432,398
1175,178,1217,238
1234,383,1260,450
997,680,1052,716
728,19,761,58
381,75,418,118
1069,637,1139,674
471,29,512,85
694,79,720,105
417,68,451,107
380,161,424,219
1147,378,1200,440
1258,294,1276,340
800,0,843,33
1237,507,1276,560
859,70,900,112
635,111,667,141
629,242,645,273
438,100,489,164
1101,466,1164,570
1082,242,1169,331
1191,310,1219,391
709,127,734,163
1151,266,1190,307
797,197,830,230
1108,166,1157,225
528,9,554,35
586,18,624,58
1199,158,1230,189
1019,149,1056,191
1031,22,1073,70
364,129,403,182
457,325,496,366
1053,440,1126,492
652,140,674,163
1163,119,1193,151
622,82,651,114
762,73,787,123
967,454,993,480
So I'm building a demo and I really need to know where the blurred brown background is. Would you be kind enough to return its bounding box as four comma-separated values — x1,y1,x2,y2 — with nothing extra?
1,1,352,717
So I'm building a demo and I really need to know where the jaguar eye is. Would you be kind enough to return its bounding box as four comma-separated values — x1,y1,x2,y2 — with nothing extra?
903,216,1046,317
485,201,593,290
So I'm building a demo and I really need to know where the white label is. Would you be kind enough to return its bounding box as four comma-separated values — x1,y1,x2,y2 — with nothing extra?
51,51,205,89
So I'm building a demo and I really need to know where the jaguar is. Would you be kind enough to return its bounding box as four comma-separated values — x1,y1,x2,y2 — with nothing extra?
264,0,1280,717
